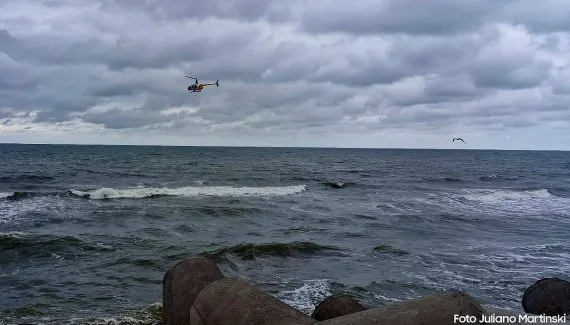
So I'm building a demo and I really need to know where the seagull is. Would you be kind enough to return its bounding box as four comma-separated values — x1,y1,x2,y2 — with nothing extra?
452,137,466,143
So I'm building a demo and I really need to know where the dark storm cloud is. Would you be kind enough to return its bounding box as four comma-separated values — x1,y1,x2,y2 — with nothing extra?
470,60,551,90
97,0,293,23
0,0,568,139
300,0,570,36
34,109,75,123
187,82,364,127
81,108,187,129
467,37,554,90
0,61,107,116
0,111,31,119
550,81,570,95
0,57,36,90
543,66,570,95
300,0,499,36
0,29,17,49
0,26,255,70
385,74,491,108
502,0,570,33
424,75,488,100
304,25,540,89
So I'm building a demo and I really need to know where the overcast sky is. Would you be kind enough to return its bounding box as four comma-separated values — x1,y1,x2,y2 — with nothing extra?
1,0,569,149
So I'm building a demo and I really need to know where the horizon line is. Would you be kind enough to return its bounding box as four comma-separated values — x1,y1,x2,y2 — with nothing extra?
0,141,567,152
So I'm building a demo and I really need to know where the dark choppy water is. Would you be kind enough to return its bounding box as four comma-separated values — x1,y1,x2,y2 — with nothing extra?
1,144,569,324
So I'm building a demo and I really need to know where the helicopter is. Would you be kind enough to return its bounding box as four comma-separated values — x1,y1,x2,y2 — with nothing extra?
185,76,220,92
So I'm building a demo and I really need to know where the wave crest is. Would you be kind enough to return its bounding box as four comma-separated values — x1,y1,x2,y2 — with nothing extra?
480,174,519,181
0,192,13,199
70,185,307,200
0,233,115,259
462,189,556,203
0,174,55,183
276,279,334,314
200,241,342,261
373,244,410,256
0,191,37,201
424,177,465,183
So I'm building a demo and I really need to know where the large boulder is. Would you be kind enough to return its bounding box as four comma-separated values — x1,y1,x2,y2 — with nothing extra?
163,258,224,325
522,277,570,316
189,277,315,325
311,294,366,321
315,290,485,325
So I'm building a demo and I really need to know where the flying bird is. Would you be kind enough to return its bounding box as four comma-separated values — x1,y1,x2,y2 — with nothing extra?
452,138,466,143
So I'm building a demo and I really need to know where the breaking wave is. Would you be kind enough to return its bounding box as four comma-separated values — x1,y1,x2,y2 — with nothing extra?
0,191,40,201
275,279,334,314
0,192,13,199
48,303,163,325
69,185,308,200
0,231,25,239
454,188,570,215
461,188,563,203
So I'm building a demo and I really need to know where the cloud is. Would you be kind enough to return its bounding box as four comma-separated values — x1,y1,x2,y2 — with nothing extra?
503,0,570,33
0,0,569,149
81,108,178,129
300,0,497,36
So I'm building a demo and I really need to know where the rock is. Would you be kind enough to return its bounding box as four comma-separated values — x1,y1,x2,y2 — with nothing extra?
522,277,570,316
311,294,366,321
189,277,315,325
162,257,224,325
315,290,485,325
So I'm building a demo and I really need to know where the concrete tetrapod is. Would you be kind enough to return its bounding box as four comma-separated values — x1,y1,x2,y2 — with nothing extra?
314,290,485,325
311,294,366,321
163,258,225,325
189,277,315,325
522,277,570,316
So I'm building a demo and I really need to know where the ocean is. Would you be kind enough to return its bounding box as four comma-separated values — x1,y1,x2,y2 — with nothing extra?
0,144,568,324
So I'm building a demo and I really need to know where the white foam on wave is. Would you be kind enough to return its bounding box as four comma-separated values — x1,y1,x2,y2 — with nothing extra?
68,302,163,325
0,192,13,199
463,189,553,203
374,293,403,303
0,231,25,238
0,196,66,225
275,279,332,314
69,315,155,325
406,240,570,311
70,185,308,200
458,188,569,214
